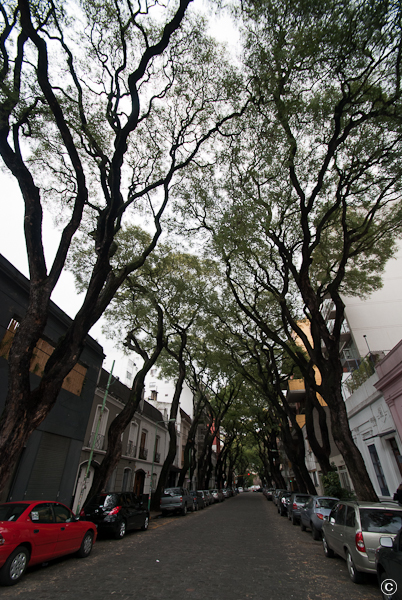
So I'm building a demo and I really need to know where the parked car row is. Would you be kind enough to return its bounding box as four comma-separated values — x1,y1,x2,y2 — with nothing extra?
160,487,237,516
266,488,402,598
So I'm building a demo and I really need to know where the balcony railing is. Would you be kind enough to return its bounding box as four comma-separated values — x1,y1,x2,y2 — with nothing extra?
88,431,105,450
126,441,137,458
139,447,148,460
154,452,160,463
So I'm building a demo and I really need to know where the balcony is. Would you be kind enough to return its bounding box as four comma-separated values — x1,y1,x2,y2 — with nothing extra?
139,447,148,460
154,452,161,464
126,441,137,458
88,431,105,451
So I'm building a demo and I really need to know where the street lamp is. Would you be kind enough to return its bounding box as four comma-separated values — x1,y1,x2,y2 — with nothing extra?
147,418,176,513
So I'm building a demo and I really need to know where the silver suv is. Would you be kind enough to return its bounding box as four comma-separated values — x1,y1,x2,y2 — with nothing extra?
322,501,402,583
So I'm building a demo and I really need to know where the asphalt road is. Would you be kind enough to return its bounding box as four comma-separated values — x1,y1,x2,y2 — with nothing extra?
2,492,382,600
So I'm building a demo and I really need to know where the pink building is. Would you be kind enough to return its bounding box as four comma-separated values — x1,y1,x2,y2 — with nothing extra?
375,339,402,446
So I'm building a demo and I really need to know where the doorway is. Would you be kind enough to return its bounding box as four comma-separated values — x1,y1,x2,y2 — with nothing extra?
133,470,145,497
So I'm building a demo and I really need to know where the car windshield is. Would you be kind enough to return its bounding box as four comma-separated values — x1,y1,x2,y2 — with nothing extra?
316,499,338,509
0,504,27,522
360,509,402,533
295,495,310,503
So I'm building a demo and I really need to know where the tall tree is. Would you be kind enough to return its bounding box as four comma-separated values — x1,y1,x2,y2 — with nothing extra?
177,0,402,500
0,0,245,493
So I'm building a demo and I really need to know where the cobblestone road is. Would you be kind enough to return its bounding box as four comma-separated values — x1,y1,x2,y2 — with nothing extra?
1,493,381,600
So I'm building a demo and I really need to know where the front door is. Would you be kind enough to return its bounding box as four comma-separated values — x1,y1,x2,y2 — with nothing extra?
29,503,59,562
133,470,145,497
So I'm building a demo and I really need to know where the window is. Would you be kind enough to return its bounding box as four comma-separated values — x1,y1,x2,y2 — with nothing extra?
30,504,54,524
338,467,351,491
335,504,347,525
54,504,73,523
139,431,148,460
89,406,109,450
368,444,390,496
345,506,356,528
360,509,402,534
0,317,86,395
0,317,20,359
127,422,137,458
122,469,132,492
388,438,402,477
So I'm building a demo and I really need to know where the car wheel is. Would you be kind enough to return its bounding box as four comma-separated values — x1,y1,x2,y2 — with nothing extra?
194,501,198,512
181,505,187,516
322,534,334,558
0,546,30,586
115,519,126,539
312,525,321,540
77,531,94,558
346,550,364,584
300,520,306,532
161,510,168,517
141,516,149,531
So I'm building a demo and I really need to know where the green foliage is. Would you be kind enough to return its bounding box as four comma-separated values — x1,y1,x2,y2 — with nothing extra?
321,466,356,500
344,355,380,395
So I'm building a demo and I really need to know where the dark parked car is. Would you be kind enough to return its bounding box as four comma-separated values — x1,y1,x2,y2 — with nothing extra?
210,489,224,503
300,495,339,540
376,527,402,600
81,492,149,539
278,491,292,516
189,490,204,510
273,489,287,506
197,490,209,506
0,501,96,586
287,493,311,525
322,501,402,584
203,490,213,506
263,488,275,501
160,487,194,516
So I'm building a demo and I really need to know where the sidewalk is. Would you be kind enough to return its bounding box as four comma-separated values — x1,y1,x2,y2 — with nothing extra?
150,510,162,520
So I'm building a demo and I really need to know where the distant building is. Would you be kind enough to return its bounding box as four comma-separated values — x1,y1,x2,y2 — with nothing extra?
72,369,170,511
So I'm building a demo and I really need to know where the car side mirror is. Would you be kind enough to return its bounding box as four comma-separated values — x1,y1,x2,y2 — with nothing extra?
379,537,393,548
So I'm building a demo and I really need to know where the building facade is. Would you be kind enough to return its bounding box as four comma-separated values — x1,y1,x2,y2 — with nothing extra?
0,254,104,506
72,369,170,511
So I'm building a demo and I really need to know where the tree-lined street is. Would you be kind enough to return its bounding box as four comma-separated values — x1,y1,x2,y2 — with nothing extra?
1,494,380,600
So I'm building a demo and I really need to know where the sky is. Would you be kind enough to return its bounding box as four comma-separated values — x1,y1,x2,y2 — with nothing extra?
0,1,240,383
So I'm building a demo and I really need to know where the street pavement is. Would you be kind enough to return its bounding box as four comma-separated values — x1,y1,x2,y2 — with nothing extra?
2,492,382,600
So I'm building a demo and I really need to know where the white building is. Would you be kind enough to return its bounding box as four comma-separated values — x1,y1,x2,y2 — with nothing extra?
144,366,194,418
346,372,402,501
341,244,402,358
72,369,170,512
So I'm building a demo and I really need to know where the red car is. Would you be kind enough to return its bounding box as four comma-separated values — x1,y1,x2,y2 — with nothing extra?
0,501,97,585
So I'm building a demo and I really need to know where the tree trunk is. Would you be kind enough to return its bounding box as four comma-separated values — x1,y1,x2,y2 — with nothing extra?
281,421,317,494
304,380,333,476
177,401,203,487
151,336,186,510
317,356,378,501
